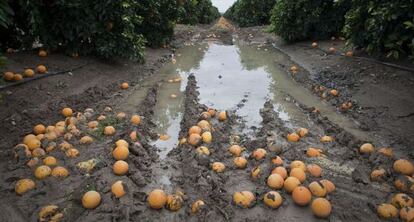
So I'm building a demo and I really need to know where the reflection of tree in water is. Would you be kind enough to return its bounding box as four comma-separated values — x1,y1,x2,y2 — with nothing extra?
237,44,287,74
175,43,209,72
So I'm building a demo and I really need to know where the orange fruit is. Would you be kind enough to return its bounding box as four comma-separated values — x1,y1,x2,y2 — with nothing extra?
189,126,202,135
272,156,283,166
292,186,312,206
111,181,126,198
287,133,300,142
263,191,283,209
252,148,267,160
113,160,129,175
330,89,338,96
3,72,14,81
290,160,306,172
312,198,332,218
51,166,69,178
271,166,287,179
309,181,327,197
394,159,414,175
306,147,322,157
15,179,35,195
218,111,227,121
104,126,116,136
359,143,375,154
307,164,322,177
229,145,243,156
191,200,205,214
391,193,414,208
201,131,212,143
267,174,284,189
13,74,23,81
62,108,73,117
234,157,248,169
312,42,318,48
82,191,101,209
130,115,141,125
24,69,35,77
112,146,129,160
212,162,225,173
38,49,48,57
36,65,47,74
188,133,202,146
147,189,167,209
296,128,309,137
34,124,46,135
320,179,336,193
34,165,52,179
290,168,306,183
233,191,255,208
284,176,301,193
377,203,398,218
121,82,129,89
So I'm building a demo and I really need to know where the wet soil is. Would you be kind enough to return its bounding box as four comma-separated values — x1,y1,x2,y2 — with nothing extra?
0,19,413,222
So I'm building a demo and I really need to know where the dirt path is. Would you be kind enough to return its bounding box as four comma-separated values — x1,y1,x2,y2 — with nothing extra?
1,19,413,222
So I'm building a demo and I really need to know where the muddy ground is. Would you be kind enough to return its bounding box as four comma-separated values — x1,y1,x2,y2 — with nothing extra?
0,19,413,222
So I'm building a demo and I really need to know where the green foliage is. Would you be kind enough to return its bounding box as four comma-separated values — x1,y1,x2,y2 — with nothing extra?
0,1,13,28
343,0,414,59
178,0,220,25
270,0,350,42
135,0,180,47
224,0,276,27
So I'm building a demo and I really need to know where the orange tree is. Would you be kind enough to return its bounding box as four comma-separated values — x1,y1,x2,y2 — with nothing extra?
177,0,220,25
343,0,414,59
224,0,276,27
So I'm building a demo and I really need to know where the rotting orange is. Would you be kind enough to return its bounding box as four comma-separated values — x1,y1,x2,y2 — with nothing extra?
252,148,267,160
251,166,261,180
377,203,398,219
309,181,327,197
15,179,35,195
320,136,333,143
166,194,184,211
51,166,69,178
191,200,205,214
391,193,414,208
307,147,323,157
111,181,126,198
233,191,255,208
320,179,336,194
370,169,386,181
296,128,309,137
263,191,283,209
212,162,225,173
